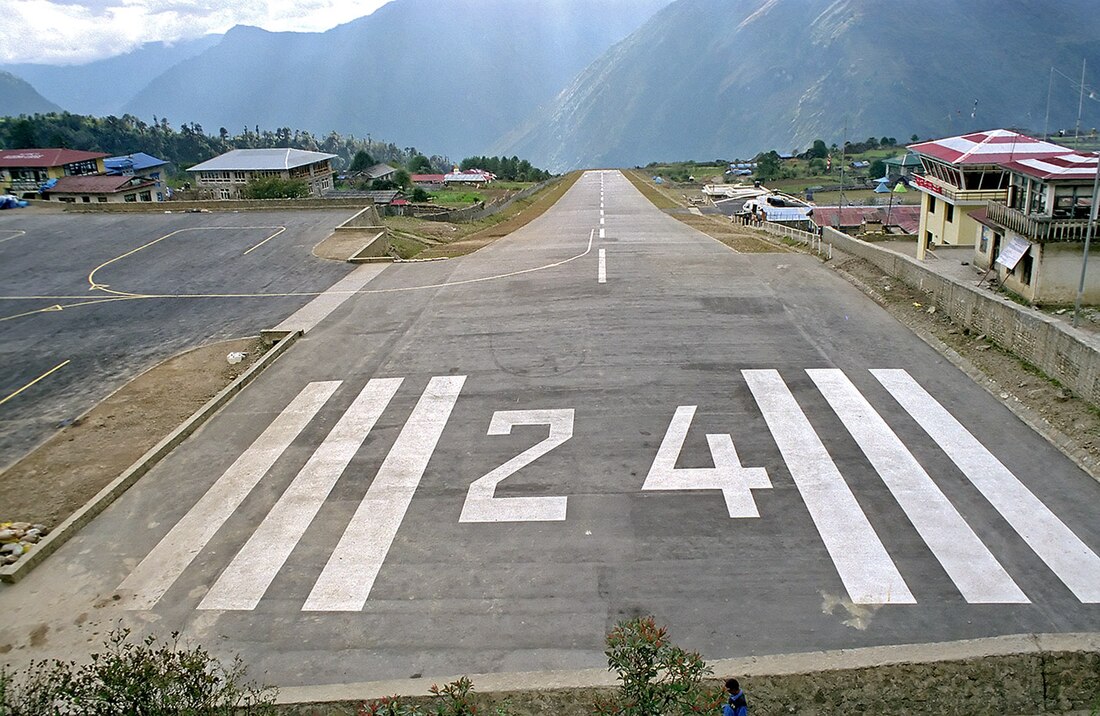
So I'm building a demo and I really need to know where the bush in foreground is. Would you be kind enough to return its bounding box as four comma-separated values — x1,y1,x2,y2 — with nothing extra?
0,627,276,715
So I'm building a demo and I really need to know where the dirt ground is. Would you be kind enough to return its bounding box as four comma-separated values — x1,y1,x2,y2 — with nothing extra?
0,337,265,528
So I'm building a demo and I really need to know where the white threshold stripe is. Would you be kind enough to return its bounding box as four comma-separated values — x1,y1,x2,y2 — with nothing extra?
198,378,404,611
598,249,606,284
599,228,605,239
118,381,340,609
303,375,466,611
744,369,915,604
809,369,1028,603
872,369,1100,602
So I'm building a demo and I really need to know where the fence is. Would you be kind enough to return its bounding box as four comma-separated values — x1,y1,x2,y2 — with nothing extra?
760,221,832,259
418,178,555,223
820,226,1100,408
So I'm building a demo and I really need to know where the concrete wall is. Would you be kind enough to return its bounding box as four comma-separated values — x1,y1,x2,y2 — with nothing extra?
65,197,371,213
823,226,1100,407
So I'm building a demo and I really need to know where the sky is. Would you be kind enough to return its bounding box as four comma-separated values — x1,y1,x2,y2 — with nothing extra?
1,0,394,65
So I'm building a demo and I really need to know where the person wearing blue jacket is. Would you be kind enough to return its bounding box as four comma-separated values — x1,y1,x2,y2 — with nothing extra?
723,678,748,716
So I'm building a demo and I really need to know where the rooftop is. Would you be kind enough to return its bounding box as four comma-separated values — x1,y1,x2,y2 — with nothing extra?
187,148,336,172
0,148,108,168
48,175,153,193
908,129,1071,166
1000,151,1100,182
105,152,168,173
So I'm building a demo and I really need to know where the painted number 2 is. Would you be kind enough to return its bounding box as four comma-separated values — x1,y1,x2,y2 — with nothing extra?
460,409,573,523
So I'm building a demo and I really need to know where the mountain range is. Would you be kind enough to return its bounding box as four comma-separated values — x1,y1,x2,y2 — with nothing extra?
3,0,1100,169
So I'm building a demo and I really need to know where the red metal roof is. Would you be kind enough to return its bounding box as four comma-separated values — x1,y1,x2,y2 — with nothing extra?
48,175,153,194
908,130,1070,166
411,174,445,182
0,148,108,168
811,205,920,232
999,151,1099,181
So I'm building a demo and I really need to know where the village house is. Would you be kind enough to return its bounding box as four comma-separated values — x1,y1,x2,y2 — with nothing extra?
105,152,170,201
187,148,336,199
907,130,1069,259
444,169,495,187
0,148,108,199
974,151,1100,303
43,174,159,204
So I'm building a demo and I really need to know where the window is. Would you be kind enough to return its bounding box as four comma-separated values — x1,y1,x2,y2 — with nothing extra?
945,203,954,223
124,193,136,202
1019,249,1033,286
98,196,107,203
81,196,91,203
140,191,152,202
928,195,936,213
219,189,231,200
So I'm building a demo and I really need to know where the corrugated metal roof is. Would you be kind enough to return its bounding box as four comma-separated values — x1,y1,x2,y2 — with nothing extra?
187,148,336,172
1000,151,1099,181
908,129,1069,166
0,148,107,167
48,175,153,193
105,152,168,173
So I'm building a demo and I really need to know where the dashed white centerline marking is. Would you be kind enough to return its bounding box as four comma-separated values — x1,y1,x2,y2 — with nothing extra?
599,228,605,239
598,249,606,284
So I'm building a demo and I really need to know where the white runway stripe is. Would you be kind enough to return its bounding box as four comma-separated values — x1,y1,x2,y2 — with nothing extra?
744,369,915,604
809,369,1028,603
303,375,466,611
873,369,1100,603
598,249,606,284
118,381,340,609
198,378,403,610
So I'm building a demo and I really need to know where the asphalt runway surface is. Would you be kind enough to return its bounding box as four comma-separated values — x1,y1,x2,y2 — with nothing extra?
1,172,1098,688
0,210,356,468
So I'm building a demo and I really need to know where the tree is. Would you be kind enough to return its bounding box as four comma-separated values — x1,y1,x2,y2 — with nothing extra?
809,139,829,159
406,154,431,173
350,149,374,173
910,134,920,142
392,169,411,189
869,158,887,179
411,187,429,202
755,150,782,181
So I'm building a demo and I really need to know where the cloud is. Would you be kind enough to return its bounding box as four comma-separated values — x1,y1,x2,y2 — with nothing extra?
0,0,392,64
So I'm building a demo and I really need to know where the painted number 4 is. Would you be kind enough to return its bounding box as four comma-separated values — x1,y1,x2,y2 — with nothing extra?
643,406,771,517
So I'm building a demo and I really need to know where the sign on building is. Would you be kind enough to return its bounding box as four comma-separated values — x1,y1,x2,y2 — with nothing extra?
996,236,1031,270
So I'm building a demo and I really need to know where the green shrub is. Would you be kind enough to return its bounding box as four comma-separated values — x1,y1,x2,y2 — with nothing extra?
0,627,276,715
359,676,478,716
594,617,722,716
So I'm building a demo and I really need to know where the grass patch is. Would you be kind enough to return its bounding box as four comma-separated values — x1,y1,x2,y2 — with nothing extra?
428,190,483,207
387,234,431,259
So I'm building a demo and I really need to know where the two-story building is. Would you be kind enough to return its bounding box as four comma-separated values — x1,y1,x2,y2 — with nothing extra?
0,148,108,198
908,130,1070,259
105,152,170,201
187,148,337,199
975,151,1100,303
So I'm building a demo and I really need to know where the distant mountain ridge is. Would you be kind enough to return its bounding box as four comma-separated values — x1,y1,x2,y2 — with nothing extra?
0,71,61,116
496,0,1100,170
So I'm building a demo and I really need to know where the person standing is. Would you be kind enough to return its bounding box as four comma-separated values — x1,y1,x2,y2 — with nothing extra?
723,678,748,716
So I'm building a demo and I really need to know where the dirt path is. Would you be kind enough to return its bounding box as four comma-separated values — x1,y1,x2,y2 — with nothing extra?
0,338,265,529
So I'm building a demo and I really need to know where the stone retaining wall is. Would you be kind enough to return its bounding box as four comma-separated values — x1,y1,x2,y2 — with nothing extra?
823,226,1100,408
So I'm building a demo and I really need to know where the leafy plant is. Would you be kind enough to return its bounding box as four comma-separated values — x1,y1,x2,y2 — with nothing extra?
593,617,722,716
0,627,276,715
359,677,479,716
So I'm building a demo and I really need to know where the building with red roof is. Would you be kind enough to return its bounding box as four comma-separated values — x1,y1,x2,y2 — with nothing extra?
42,174,159,204
0,148,108,198
907,130,1072,258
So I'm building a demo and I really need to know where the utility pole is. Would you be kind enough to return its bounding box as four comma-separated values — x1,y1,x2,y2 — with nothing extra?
1044,66,1054,140
1075,59,1087,147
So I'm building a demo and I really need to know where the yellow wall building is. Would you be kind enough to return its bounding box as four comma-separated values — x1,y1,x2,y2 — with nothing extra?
0,148,107,198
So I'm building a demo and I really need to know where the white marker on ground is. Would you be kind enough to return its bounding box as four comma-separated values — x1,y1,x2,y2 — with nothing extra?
872,369,1100,602
809,369,1027,603
743,369,915,604
198,378,404,610
599,228,605,239
598,249,606,284
303,375,466,611
118,381,341,609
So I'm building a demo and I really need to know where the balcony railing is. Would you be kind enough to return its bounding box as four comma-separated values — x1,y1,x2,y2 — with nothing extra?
986,201,1100,243
912,174,1007,204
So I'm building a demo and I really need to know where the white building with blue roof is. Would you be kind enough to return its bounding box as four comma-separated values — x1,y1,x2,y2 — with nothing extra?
187,148,337,199
106,152,169,201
